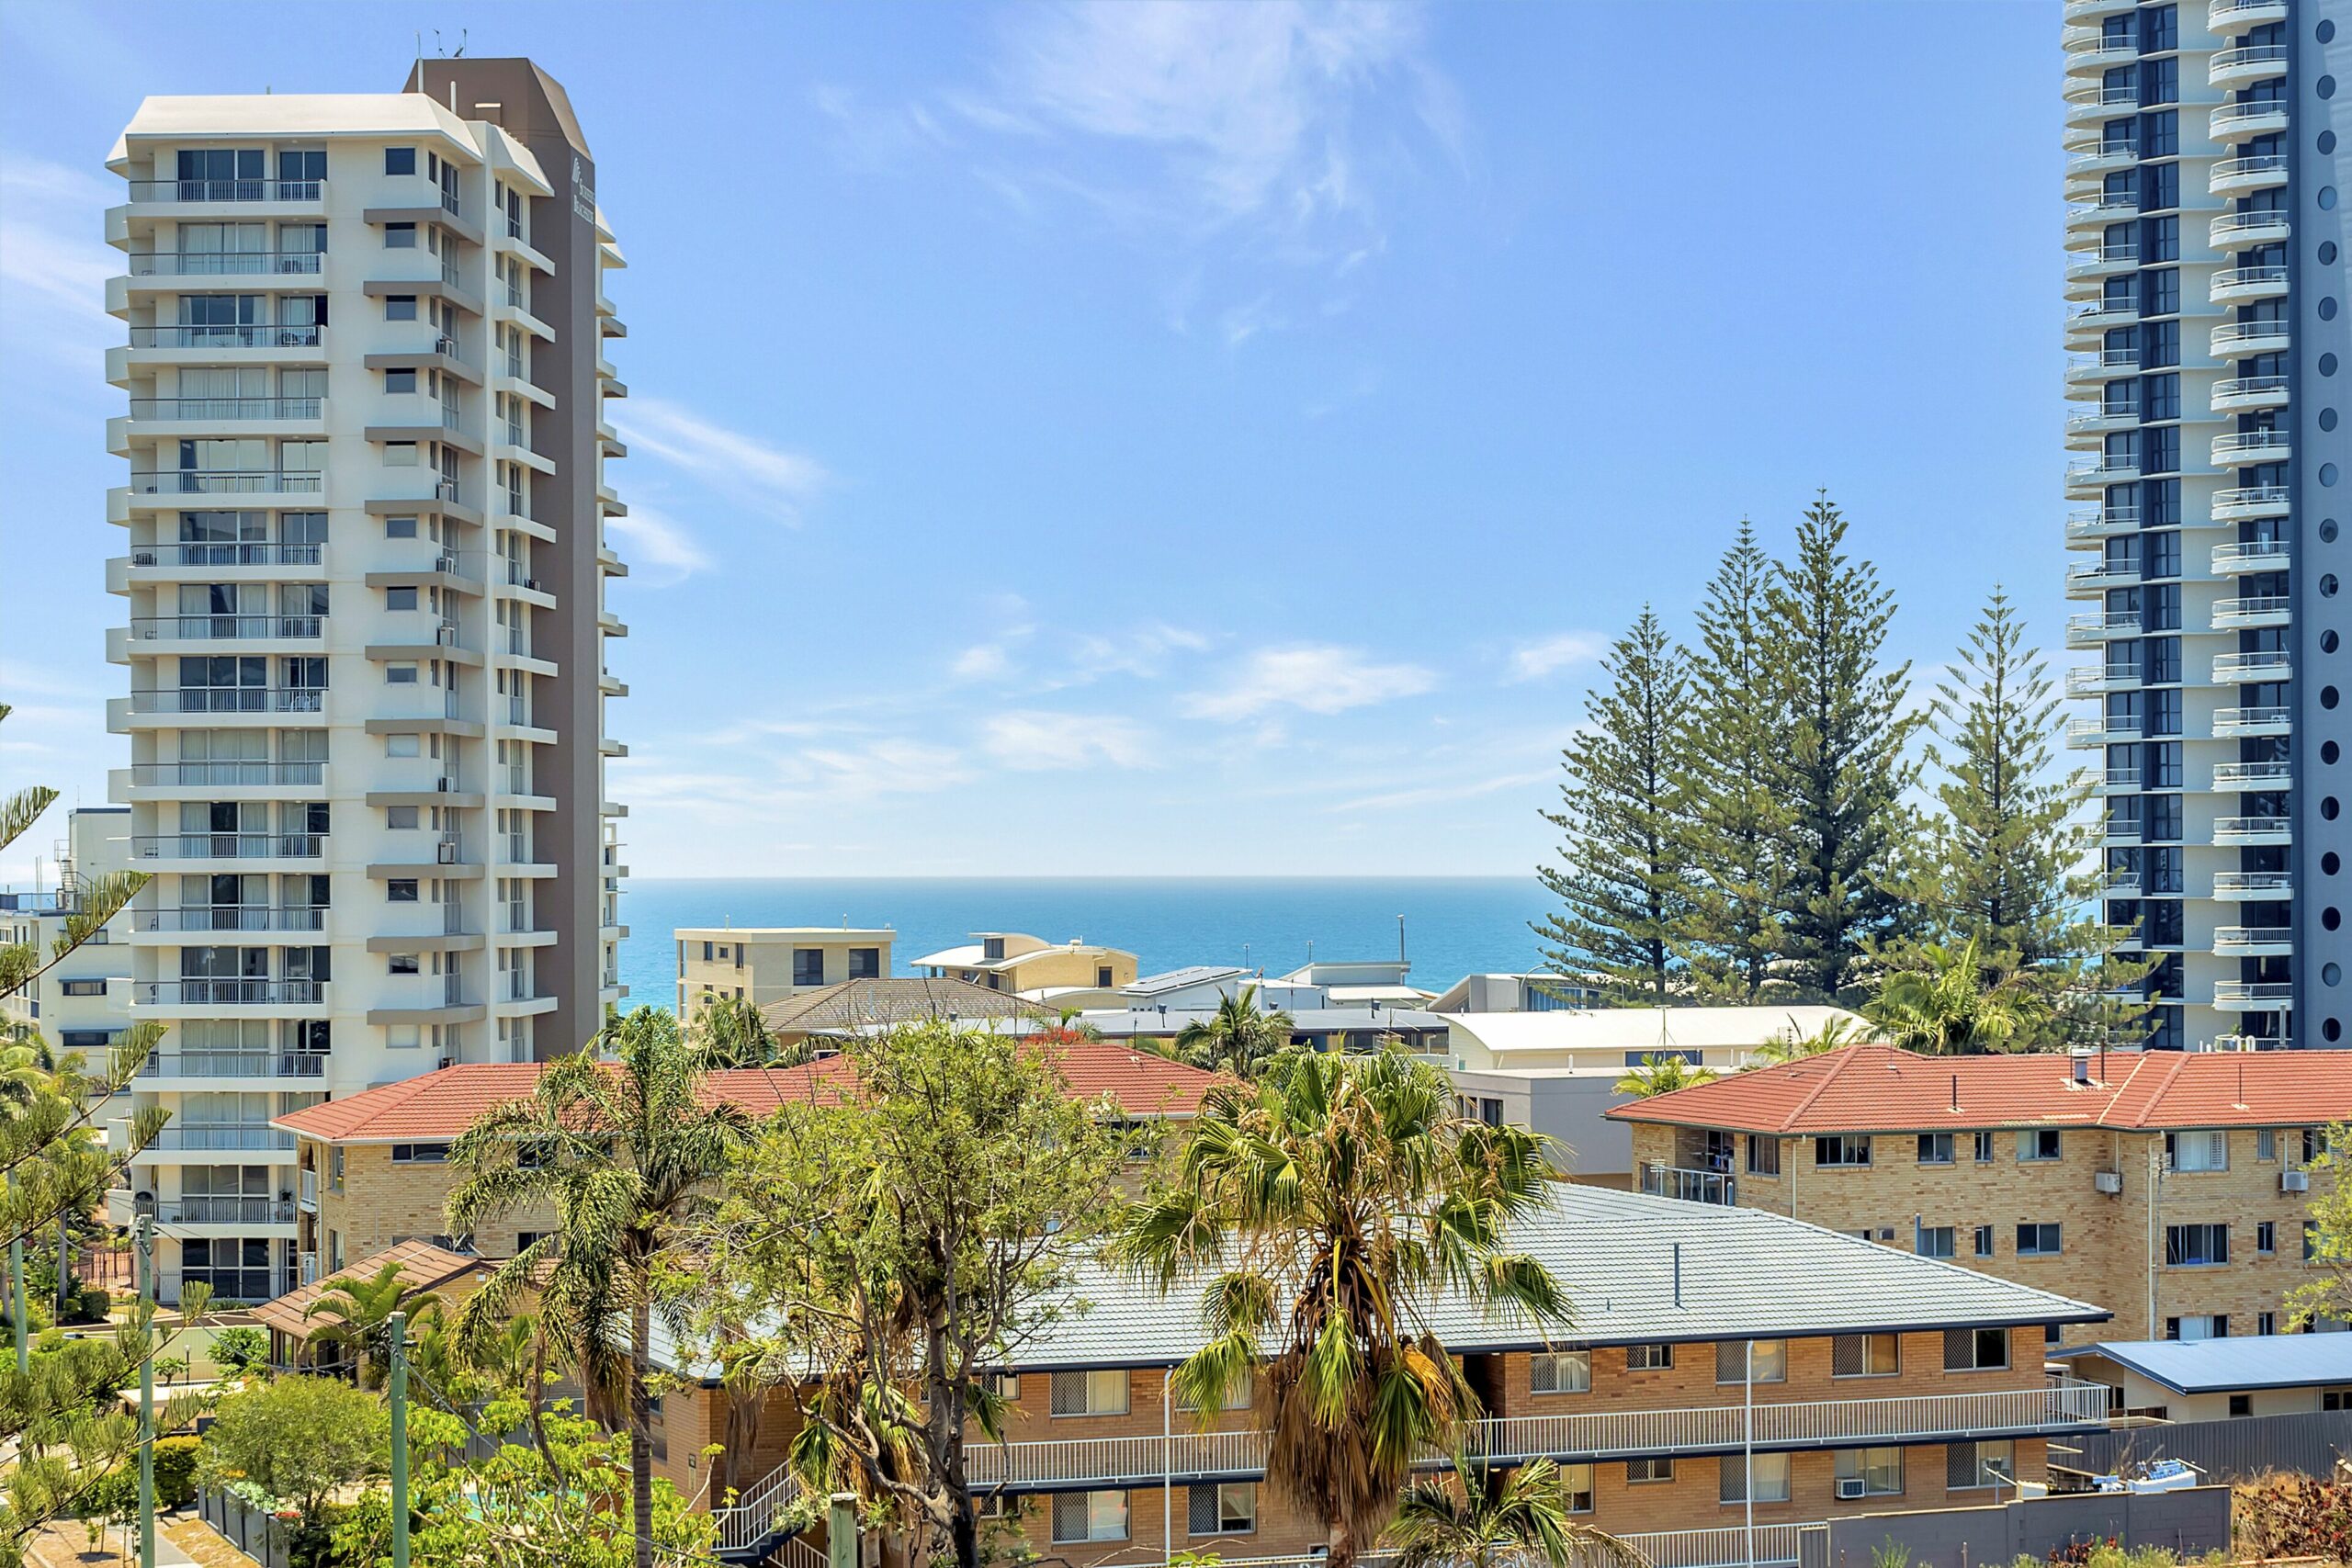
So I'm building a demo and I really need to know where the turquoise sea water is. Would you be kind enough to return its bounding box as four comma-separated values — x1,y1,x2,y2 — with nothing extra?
617,877,1551,1012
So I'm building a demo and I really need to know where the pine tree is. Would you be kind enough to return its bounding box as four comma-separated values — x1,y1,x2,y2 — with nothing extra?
1676,522,1793,1001
1534,610,1694,1004
1762,495,1919,1003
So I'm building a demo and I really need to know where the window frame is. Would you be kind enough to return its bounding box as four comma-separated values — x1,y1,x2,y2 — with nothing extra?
1625,1343,1673,1372
2016,1223,2063,1258
1530,1349,1592,1394
1916,1133,1955,1166
1815,1134,1872,1169
1833,1333,1900,1379
1834,1446,1905,1498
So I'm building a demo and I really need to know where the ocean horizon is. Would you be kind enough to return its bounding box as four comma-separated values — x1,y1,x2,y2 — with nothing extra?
616,876,1552,1014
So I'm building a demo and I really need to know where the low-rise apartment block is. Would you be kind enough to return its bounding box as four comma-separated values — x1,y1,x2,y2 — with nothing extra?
674,926,894,1030
661,1184,2111,1568
912,931,1137,997
1,808,137,1054
1609,1043,2352,1344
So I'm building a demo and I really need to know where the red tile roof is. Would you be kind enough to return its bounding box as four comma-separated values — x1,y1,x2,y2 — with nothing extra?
250,1240,488,1337
1605,1043,2352,1134
274,1042,1217,1142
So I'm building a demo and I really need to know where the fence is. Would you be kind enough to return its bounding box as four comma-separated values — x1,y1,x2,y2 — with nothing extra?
199,1486,293,1568
2062,1409,2352,1485
1805,1486,2233,1568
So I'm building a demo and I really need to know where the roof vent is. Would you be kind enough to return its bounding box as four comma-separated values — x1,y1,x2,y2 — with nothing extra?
2070,1053,2092,1086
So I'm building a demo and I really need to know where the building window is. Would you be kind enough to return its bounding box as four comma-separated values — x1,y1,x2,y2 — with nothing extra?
386,147,417,175
1720,1451,1792,1505
1188,1482,1255,1537
1917,1133,1954,1166
385,294,418,321
2259,1314,2278,1336
1917,1226,1956,1259
1625,1457,1673,1485
386,586,418,611
1832,1334,1899,1378
1973,1131,1995,1163
1714,1340,1786,1384
2016,1224,2062,1257
1558,1463,1595,1514
1815,1134,1871,1168
792,948,825,987
391,1142,450,1164
1531,1350,1591,1393
385,222,416,249
60,980,106,997
2018,1129,2063,1162
2166,1130,2228,1171
1049,1491,1127,1544
2258,1222,2277,1255
1625,1344,1673,1371
384,515,419,538
2229,1394,2254,1418
1049,1369,1128,1416
1746,1136,1781,1177
515,1232,546,1253
2258,1129,2278,1162
388,879,420,902
2165,1315,2229,1341
2165,1224,2228,1267
1948,1439,2017,1490
1835,1447,1904,1498
386,663,419,684
1943,1327,2009,1372
848,947,882,980
1974,1225,1996,1258
388,954,420,976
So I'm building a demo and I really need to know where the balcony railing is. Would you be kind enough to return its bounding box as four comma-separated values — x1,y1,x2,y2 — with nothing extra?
135,980,322,1008
127,250,325,276
959,1380,2110,1490
127,178,323,203
2212,265,2289,295
2213,870,2291,896
127,324,323,349
130,543,322,569
127,470,322,496
2210,99,2289,133
141,1124,299,1151
141,907,327,933
129,688,324,714
2213,815,2291,840
2213,321,2290,351
299,1171,319,1212
2211,44,2290,75
126,761,323,787
2213,485,2291,515
2212,153,2290,184
128,396,322,421
2215,980,2294,1006
2212,595,2291,624
2214,705,2292,733
2213,650,2291,679
2212,762,2291,790
130,833,323,860
139,1050,327,1078
2215,927,2293,952
139,1196,298,1224
2213,430,2290,460
2211,211,2291,243
2211,374,2290,403
130,615,323,641
1639,1163,1736,1206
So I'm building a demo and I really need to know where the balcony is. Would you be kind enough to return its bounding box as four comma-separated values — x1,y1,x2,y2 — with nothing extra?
2209,100,2290,142
127,542,322,570
2211,761,2292,791
2067,193,2143,231
960,1381,2111,1490
2212,595,2290,629
2066,664,2142,696
2211,153,2290,197
2211,210,2291,250
2213,649,2291,682
2066,610,2142,648
2103,868,2144,898
138,907,326,934
125,178,323,206
127,688,324,716
299,1170,319,1213
2065,558,2143,595
2214,926,2295,957
2211,538,2291,574
2214,980,2295,1008
2212,429,2291,467
2212,815,2292,846
2065,141,2141,179
2065,505,2141,543
2213,705,2292,737
2209,0,2291,24
2068,714,2144,748
128,615,323,643
2097,765,2141,795
127,395,322,422
122,761,322,789
2065,243,2139,282
2211,373,2290,411
2210,44,2290,87
139,1050,327,1079
135,1195,298,1225
2211,265,2290,307
2068,298,2140,335
2211,320,2291,359
2213,870,2291,899
1638,1164,1736,1206
2212,485,2291,521
124,251,326,281
2066,347,2141,384
139,1124,299,1152
129,833,323,862
2101,817,2143,845
2063,28,2143,72
126,469,322,500
125,323,323,351
2064,83,2139,122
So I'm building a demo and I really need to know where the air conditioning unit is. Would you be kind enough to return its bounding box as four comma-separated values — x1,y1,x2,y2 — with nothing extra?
435,1057,452,1071
2284,1169,2311,1193
1837,1479,1869,1501
434,554,458,576
436,840,459,864
435,335,458,356
2095,1170,2124,1195
435,776,451,792
435,624,458,646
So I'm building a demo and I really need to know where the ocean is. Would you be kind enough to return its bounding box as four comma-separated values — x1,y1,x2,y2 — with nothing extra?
616,877,1552,1013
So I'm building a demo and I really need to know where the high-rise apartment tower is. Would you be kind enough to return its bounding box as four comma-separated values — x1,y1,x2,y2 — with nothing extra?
103,59,628,1301
2064,0,2349,1050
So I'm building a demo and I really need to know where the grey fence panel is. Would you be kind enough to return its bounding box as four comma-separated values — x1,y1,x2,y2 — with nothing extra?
2063,1410,2352,1484
1821,1487,2232,1568
200,1486,291,1568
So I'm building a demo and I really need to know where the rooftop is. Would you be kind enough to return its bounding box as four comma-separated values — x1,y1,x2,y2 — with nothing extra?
1604,1042,2352,1134
1450,1006,1866,1056
1122,964,1250,998
250,1240,487,1339
273,1041,1219,1141
2053,1337,2352,1394
913,931,1137,972
757,976,1047,1034
677,927,895,942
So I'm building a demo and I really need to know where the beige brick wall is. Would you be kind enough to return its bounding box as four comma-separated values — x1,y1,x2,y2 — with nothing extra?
1628,1120,2321,1343
301,1136,555,1268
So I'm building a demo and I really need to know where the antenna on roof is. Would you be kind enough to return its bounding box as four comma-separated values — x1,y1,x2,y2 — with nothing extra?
455,28,467,58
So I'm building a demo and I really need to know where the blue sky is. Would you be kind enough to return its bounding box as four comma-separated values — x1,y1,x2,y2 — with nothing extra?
1,1,2067,879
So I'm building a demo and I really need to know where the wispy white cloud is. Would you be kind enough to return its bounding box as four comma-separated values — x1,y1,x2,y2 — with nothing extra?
614,398,829,525
1505,631,1609,683
603,502,712,586
1068,623,1208,682
981,710,1155,771
0,153,121,372
1181,643,1435,721
1332,767,1552,813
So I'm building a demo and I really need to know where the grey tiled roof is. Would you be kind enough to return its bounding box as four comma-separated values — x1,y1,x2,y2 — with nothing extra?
650,1181,2105,1380
757,976,1051,1033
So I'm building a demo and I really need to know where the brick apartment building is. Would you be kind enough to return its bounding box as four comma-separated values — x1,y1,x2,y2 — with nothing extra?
1608,1043,2352,1344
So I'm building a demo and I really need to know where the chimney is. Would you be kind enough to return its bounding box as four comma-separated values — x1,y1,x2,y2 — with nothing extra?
2071,1053,2092,1086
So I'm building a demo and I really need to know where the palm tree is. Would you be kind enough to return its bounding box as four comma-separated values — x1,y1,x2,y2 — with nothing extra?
303,1259,441,1389
1747,1013,1874,1068
445,1006,752,1568
1116,1051,1566,1568
1390,1457,1644,1568
691,993,777,1068
1612,1054,1718,1098
1170,984,1295,1077
1866,937,2036,1054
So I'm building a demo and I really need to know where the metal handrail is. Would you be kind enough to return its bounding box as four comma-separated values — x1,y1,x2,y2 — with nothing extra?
2211,211,2290,238
141,1050,326,1077
127,470,323,495
2213,320,2290,345
2214,706,2291,728
2215,981,2294,1003
2211,766,2291,789
127,689,325,714
141,907,327,933
2212,265,2289,291
2212,539,2290,562
126,251,325,276
2213,651,2291,677
2211,44,2290,71
2212,870,2290,891
129,397,322,420
2215,927,2293,947
2212,595,2292,620
130,615,323,640
141,1196,298,1224
2071,297,2137,320
126,761,323,786
127,324,323,349
2212,154,2290,180
2210,99,2288,128
2214,815,2291,834
2213,430,2290,455
2213,486,2291,512
141,1122,300,1147
1640,1163,1737,1206
130,832,324,859
711,1464,803,1555
2212,374,2290,400
126,178,324,202
129,543,322,568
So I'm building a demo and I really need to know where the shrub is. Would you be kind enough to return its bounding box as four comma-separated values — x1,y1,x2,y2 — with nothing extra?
212,1325,268,1373
153,1436,200,1509
67,1285,111,1325
2236,1472,2352,1562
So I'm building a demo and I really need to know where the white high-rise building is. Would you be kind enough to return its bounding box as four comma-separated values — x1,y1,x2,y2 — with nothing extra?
2061,0,2349,1052
103,59,629,1302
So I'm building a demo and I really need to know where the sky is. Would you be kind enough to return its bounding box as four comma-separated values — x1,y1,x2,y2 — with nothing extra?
0,1,2071,880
